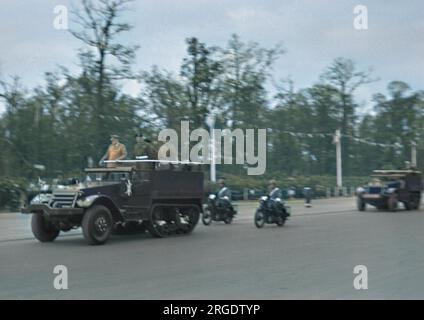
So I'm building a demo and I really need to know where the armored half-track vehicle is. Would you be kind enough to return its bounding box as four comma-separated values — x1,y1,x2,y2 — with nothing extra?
22,162,204,245
356,170,422,212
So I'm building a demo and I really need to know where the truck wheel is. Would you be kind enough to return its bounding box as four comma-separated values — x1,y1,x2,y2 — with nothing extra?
113,221,146,235
82,205,113,245
202,207,212,226
388,196,398,212
146,206,173,238
31,214,60,242
175,206,200,234
254,209,265,228
415,198,421,210
410,196,421,210
357,196,366,211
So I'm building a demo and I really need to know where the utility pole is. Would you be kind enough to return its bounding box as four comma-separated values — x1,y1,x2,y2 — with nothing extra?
411,141,417,168
210,128,216,182
333,129,342,190
207,113,216,182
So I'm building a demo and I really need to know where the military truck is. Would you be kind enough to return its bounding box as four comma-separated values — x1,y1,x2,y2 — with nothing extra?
22,161,204,245
356,169,422,212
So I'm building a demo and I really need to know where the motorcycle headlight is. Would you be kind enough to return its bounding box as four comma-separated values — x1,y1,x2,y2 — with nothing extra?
30,193,52,204
387,188,396,193
260,196,268,202
30,195,41,204
209,194,216,200
356,187,365,194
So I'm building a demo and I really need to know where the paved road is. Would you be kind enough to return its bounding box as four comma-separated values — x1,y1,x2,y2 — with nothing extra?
1,197,424,299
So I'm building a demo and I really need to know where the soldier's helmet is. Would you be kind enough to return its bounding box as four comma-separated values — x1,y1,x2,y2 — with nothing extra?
269,179,277,187
135,132,144,142
135,131,152,143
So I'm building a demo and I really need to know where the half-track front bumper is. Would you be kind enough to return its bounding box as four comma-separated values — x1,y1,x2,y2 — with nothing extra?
21,204,83,217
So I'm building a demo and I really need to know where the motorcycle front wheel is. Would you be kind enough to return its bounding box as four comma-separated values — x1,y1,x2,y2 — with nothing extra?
254,209,265,228
202,207,213,226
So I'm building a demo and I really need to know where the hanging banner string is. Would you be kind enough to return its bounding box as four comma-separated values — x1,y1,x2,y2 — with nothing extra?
279,131,403,149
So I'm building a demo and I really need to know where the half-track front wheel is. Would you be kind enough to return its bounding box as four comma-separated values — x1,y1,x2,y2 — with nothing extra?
31,214,60,242
405,195,421,211
82,205,113,245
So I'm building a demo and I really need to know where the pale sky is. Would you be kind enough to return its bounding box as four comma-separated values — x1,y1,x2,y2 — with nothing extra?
0,0,423,114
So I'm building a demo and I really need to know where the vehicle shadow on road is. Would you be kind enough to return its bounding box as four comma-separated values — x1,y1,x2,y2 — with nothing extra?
365,208,421,214
44,230,152,246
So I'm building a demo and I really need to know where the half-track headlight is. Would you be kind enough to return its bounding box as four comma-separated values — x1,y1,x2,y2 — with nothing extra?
76,195,98,208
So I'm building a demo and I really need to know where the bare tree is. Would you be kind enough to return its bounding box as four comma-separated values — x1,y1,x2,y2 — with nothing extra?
320,57,377,134
320,57,378,173
70,0,139,142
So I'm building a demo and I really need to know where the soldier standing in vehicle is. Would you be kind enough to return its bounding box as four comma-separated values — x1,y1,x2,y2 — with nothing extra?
99,134,127,168
133,132,157,170
133,132,156,160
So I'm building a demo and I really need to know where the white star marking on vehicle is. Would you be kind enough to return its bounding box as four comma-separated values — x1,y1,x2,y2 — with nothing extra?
125,179,132,197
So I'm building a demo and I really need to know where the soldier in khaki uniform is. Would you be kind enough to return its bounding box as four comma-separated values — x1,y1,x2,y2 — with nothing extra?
99,134,127,168
133,132,157,170
133,132,156,159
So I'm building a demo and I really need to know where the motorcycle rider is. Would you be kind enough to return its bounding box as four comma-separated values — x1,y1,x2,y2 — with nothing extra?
268,179,282,199
268,179,283,214
217,178,236,216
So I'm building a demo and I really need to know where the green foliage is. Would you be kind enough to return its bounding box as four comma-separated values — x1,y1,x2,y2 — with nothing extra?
0,177,26,210
0,1,423,210
215,173,369,196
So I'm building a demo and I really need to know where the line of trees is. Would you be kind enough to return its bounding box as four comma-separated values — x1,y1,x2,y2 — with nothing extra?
1,0,424,184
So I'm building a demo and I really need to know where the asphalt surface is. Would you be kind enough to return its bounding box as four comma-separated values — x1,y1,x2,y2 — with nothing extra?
1,197,424,299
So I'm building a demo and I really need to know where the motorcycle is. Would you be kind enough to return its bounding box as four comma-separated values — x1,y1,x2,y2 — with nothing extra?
254,195,290,228
202,194,237,225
